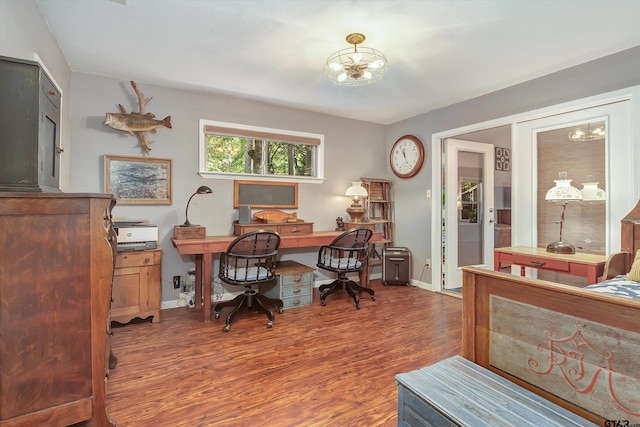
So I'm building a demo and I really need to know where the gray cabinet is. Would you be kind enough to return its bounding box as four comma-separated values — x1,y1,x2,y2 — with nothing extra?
0,56,61,192
260,260,314,310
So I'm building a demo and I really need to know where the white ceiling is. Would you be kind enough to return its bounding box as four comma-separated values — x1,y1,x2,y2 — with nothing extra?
36,0,640,125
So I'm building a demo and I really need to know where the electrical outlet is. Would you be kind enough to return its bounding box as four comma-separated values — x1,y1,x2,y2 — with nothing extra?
172,275,181,289
425,258,431,268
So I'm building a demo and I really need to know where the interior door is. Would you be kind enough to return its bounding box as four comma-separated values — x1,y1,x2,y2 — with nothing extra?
443,138,495,289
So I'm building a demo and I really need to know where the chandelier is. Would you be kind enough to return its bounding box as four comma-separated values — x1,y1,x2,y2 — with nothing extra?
325,33,388,86
568,123,606,141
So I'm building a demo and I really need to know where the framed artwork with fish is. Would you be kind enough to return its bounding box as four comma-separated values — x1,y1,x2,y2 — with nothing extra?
104,155,172,205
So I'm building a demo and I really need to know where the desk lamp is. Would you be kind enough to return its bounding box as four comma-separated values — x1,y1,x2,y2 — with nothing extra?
182,185,214,227
345,182,368,223
545,172,582,254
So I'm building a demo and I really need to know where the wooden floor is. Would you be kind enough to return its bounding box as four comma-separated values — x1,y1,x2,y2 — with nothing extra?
105,281,462,427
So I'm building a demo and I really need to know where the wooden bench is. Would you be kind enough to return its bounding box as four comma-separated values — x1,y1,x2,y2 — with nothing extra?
396,356,596,427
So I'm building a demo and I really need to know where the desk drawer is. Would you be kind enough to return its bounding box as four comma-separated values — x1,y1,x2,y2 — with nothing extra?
279,223,313,235
510,253,569,272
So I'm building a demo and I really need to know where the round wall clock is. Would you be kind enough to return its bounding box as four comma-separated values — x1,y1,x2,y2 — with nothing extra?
390,135,425,178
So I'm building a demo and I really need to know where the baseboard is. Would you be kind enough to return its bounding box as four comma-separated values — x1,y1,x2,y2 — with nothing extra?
162,272,386,310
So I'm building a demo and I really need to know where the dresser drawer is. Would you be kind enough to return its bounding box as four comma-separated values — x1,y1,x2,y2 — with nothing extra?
115,250,161,268
280,271,314,285
282,293,313,310
281,281,312,298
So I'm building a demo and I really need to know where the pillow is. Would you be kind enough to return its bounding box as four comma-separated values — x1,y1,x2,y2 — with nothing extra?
626,249,640,282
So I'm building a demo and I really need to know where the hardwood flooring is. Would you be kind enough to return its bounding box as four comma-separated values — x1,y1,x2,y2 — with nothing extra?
105,281,462,427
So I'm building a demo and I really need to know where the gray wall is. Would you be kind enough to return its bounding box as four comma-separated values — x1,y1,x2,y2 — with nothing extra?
386,45,640,285
4,0,640,299
69,73,385,302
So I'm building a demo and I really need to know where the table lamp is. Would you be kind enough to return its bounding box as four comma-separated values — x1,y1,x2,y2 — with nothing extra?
579,179,606,204
174,185,213,239
345,182,368,223
545,172,582,254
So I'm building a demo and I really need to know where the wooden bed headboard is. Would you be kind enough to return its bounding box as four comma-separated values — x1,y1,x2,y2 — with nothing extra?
462,267,640,424
602,200,640,279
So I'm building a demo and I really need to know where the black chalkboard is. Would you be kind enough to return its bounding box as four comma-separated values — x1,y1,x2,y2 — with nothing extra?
234,180,298,208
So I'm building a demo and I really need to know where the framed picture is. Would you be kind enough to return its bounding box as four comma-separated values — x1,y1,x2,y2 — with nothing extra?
104,155,172,205
495,147,510,171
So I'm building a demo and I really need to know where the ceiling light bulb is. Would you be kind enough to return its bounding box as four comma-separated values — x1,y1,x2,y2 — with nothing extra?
353,52,361,63
329,62,343,71
337,72,348,82
369,59,384,69
363,71,372,79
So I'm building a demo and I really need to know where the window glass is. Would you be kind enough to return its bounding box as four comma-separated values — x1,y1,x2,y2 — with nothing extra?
199,120,324,182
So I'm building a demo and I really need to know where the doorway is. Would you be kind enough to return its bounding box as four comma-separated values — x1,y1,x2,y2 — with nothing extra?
441,133,509,291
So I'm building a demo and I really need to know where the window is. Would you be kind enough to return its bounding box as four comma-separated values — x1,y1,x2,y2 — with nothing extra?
459,179,480,223
199,120,324,182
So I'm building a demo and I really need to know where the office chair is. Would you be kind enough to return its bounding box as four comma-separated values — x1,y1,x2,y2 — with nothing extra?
213,230,283,332
317,227,375,309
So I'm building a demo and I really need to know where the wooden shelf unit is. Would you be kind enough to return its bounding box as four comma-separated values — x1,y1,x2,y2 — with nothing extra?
360,178,393,266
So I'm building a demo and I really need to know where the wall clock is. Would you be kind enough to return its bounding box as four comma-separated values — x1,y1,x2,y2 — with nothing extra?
390,135,425,178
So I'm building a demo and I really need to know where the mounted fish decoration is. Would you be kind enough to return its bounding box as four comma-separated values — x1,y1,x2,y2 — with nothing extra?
103,80,171,154
103,112,171,134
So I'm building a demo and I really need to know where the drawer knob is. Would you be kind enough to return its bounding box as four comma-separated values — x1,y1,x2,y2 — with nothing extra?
294,274,302,282
144,257,151,263
293,288,301,294
530,260,546,266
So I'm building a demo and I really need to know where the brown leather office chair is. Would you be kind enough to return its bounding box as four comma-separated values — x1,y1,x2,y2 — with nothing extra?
316,227,375,309
213,230,282,331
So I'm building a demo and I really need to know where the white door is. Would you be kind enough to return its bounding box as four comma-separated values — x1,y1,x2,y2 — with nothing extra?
443,138,495,290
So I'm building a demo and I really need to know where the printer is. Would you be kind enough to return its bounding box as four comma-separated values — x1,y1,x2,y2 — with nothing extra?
114,221,158,251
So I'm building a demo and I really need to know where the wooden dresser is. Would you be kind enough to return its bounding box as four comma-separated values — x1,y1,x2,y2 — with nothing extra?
0,193,116,427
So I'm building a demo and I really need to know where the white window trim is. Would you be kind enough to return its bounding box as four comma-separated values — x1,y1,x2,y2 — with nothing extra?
198,119,325,183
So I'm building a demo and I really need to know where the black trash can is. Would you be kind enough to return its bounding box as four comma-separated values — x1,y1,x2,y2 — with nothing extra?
382,247,411,286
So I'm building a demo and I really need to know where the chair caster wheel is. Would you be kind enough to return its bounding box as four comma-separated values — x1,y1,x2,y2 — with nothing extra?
267,322,273,328
371,295,376,301
356,304,361,310
223,324,230,332
321,300,326,306
278,308,283,314
214,312,220,319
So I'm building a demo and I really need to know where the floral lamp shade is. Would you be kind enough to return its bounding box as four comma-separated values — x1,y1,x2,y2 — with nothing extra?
580,182,606,204
545,172,583,203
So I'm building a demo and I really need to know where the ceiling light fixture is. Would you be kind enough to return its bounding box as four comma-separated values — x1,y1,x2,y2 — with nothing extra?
325,33,388,86
568,123,606,141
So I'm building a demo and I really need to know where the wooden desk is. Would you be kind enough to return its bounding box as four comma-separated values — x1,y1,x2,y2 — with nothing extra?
494,246,607,284
172,230,381,321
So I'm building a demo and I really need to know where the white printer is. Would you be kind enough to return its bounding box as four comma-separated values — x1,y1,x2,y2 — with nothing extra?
114,221,158,251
